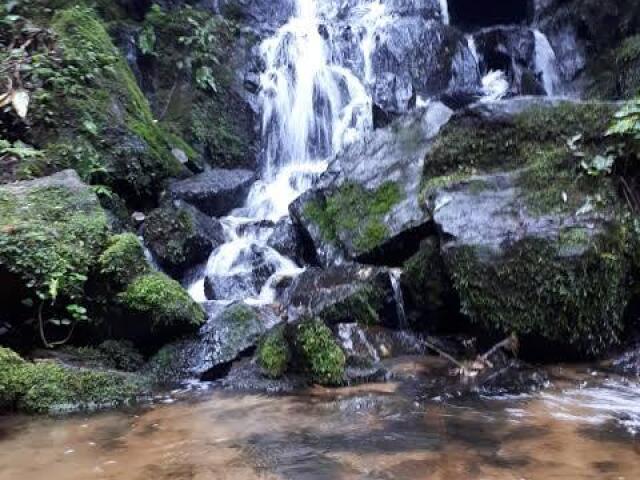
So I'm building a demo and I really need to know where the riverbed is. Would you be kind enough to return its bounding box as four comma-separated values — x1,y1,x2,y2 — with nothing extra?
1,357,639,480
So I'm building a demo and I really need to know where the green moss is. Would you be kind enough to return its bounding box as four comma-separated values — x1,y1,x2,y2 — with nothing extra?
0,347,143,414
119,272,205,329
98,233,148,289
304,182,404,255
294,319,345,385
224,304,257,324
0,179,110,304
424,102,617,215
446,229,630,355
27,6,189,201
257,327,290,378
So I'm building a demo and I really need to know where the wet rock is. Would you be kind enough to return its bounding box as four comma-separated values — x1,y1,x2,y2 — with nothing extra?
370,18,480,114
473,27,546,96
423,98,631,355
168,168,256,217
204,244,277,301
266,218,303,264
291,102,452,266
143,201,224,276
147,302,280,381
283,264,400,327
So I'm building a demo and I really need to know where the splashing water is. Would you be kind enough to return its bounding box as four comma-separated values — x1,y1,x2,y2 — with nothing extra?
439,0,450,25
534,29,561,96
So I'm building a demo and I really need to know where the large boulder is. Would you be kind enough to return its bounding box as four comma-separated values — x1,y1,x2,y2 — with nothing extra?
370,18,480,114
423,98,632,355
0,170,110,335
291,102,452,266
168,168,256,216
143,202,225,276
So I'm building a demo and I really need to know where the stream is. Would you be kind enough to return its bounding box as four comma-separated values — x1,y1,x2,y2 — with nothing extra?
1,358,639,479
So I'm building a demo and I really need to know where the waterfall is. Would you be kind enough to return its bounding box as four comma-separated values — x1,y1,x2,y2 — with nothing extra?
190,0,373,305
390,269,407,329
439,0,450,25
534,30,561,96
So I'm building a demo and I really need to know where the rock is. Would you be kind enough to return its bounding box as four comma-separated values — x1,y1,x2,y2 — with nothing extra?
473,27,546,96
98,233,149,289
283,264,400,328
291,102,453,266
147,302,280,381
204,244,277,301
266,218,303,264
168,168,256,217
143,202,225,276
0,170,110,335
370,18,480,114
423,98,631,355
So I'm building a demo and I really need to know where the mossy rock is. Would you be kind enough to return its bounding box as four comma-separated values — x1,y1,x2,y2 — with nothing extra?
119,272,205,332
443,226,631,356
143,203,223,275
257,326,290,378
7,6,193,204
98,233,149,289
423,99,617,216
292,319,346,386
0,347,144,414
303,181,404,258
0,170,110,309
60,340,144,372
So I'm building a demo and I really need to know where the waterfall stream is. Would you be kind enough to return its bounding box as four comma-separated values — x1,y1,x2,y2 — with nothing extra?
188,0,564,307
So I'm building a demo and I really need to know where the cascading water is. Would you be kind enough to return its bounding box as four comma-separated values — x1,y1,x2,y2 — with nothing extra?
190,0,373,305
534,29,562,96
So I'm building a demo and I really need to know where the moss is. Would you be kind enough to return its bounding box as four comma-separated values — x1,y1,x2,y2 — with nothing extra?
224,304,257,324
257,326,290,378
27,6,189,202
0,347,144,414
424,102,617,215
119,272,205,329
0,178,110,304
98,233,148,289
446,229,630,355
294,319,345,385
62,340,144,372
304,182,404,255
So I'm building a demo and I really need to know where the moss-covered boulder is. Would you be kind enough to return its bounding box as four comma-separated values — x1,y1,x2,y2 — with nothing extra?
0,346,144,414
98,233,149,289
117,272,205,346
423,99,632,355
291,319,346,386
290,103,452,265
143,202,224,275
0,170,110,317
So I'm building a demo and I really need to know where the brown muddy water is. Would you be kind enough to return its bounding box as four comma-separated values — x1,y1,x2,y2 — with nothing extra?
1,357,639,480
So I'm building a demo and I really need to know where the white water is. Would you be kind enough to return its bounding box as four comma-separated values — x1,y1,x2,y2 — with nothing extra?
439,0,450,25
534,29,561,96
189,0,374,305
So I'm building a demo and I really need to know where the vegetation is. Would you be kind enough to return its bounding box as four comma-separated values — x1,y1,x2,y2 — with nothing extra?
119,272,205,330
305,182,403,255
257,327,290,378
98,233,149,289
294,319,345,385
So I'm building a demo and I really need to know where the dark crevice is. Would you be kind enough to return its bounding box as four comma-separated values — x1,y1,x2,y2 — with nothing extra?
449,0,532,31
357,221,439,267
